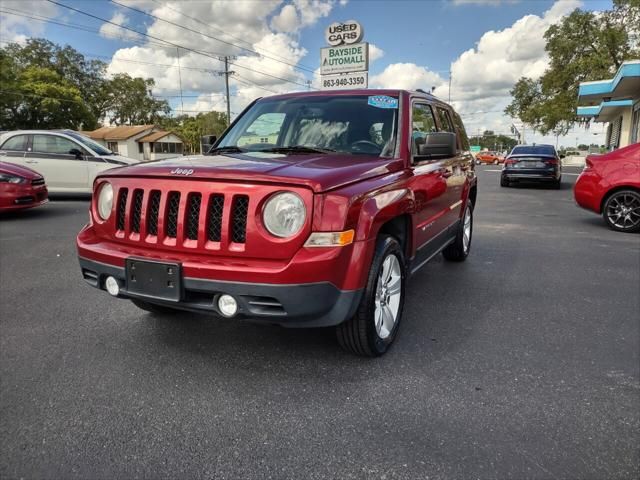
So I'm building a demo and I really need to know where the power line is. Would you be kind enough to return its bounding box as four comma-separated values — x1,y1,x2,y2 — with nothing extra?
149,0,316,72
46,1,313,91
113,0,315,74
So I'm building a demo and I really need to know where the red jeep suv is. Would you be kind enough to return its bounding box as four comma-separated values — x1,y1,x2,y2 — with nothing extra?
77,90,477,356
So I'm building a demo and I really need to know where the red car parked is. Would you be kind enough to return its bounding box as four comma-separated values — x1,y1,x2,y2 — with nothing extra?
574,143,640,233
0,161,48,212
77,90,477,356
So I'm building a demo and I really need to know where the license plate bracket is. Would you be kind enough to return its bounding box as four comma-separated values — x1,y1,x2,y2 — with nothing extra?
126,258,181,302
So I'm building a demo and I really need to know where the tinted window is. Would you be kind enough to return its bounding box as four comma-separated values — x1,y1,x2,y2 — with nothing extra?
510,145,556,156
66,132,113,156
436,107,454,132
412,103,437,156
32,135,80,155
237,113,286,147
1,134,27,151
451,111,470,150
218,95,399,158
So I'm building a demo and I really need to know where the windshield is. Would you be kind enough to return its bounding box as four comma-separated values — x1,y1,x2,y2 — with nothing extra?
66,132,113,156
510,145,556,156
217,95,399,157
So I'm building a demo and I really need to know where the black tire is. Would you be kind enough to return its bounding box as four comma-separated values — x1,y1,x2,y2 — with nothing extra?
602,189,640,233
553,177,562,189
500,176,509,187
443,202,473,262
493,160,498,165
131,298,178,315
336,235,406,357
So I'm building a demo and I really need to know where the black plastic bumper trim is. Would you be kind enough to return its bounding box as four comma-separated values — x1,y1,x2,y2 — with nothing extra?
78,256,362,327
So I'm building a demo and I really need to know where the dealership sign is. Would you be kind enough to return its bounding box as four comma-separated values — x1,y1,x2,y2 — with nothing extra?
320,20,368,89
321,71,368,90
325,20,364,46
320,43,369,75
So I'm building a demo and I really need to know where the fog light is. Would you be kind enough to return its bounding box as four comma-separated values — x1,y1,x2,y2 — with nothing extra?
105,276,120,296
218,294,238,317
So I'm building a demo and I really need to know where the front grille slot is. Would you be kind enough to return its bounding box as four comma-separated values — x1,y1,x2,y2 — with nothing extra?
165,192,181,238
231,195,249,243
186,193,202,240
116,188,128,231
147,190,161,236
131,189,143,233
31,178,45,186
206,194,224,242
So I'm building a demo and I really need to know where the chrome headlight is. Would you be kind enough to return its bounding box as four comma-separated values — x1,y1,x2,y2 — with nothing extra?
97,182,114,221
262,192,306,238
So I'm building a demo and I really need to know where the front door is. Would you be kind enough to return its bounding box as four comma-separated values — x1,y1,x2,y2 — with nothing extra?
407,102,456,268
25,134,89,191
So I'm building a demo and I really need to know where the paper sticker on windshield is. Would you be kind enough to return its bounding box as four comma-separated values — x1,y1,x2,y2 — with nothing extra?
368,95,398,109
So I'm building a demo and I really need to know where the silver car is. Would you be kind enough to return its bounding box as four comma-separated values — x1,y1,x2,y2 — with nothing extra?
0,130,138,193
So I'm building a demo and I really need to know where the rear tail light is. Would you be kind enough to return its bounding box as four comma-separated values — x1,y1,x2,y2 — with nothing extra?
504,159,517,166
545,158,559,165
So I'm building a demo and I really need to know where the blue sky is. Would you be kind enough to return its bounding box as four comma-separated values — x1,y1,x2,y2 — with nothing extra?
0,0,614,146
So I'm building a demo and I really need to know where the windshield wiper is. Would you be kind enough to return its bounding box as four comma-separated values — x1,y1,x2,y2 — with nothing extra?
259,145,336,154
208,145,247,155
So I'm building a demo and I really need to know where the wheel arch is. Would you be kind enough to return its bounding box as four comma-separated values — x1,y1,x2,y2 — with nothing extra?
599,185,640,213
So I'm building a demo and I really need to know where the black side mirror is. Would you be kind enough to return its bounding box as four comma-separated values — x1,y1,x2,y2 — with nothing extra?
202,135,217,145
417,132,457,159
69,148,84,159
560,154,566,159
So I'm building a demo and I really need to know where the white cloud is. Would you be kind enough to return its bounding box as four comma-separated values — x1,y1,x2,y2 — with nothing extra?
271,5,299,33
99,11,142,41
0,0,58,43
445,0,583,143
369,44,384,62
370,63,446,91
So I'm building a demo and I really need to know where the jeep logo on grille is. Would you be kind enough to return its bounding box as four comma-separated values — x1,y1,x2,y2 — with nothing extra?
170,168,194,176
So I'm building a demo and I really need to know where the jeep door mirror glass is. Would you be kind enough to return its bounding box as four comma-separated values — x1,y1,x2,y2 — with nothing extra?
417,132,457,159
68,148,84,159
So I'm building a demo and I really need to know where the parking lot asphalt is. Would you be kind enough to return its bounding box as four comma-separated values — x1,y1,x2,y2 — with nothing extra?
1,165,638,479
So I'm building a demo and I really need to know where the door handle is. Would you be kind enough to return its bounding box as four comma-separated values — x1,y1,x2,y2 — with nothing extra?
0,152,6,156
25,159,38,164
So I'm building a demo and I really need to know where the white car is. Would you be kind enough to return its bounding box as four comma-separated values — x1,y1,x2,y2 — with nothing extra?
0,130,138,193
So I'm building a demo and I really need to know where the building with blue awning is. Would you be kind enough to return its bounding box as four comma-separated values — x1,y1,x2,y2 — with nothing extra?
576,60,640,149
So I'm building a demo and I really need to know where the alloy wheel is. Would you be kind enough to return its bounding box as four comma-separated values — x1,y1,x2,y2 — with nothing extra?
374,254,402,339
606,192,640,230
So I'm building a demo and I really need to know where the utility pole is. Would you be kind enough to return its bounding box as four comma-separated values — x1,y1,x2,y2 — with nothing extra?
448,70,452,103
223,56,235,126
176,47,184,116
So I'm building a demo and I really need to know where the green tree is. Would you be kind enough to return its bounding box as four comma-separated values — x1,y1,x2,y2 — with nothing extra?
159,111,228,153
0,38,171,130
105,74,170,126
505,0,640,135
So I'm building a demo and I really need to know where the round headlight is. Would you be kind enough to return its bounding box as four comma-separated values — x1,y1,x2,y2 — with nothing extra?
262,192,306,238
97,182,113,221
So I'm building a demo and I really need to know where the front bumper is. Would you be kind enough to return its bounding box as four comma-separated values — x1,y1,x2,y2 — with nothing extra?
79,256,363,328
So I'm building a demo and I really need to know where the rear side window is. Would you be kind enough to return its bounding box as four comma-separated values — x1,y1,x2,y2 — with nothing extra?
1,134,27,151
451,111,470,150
436,107,454,132
32,135,80,155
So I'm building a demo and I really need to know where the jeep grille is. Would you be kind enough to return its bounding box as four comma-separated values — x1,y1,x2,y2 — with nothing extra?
114,187,249,245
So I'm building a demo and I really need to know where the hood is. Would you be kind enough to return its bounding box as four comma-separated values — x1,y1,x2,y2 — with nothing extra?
97,152,404,192
0,161,42,179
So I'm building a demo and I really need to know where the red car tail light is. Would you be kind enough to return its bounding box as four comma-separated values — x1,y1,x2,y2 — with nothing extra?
504,159,517,166
545,158,559,165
